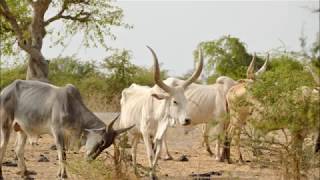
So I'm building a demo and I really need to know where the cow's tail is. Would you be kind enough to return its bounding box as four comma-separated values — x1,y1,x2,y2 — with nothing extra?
0,80,20,146
1,81,19,121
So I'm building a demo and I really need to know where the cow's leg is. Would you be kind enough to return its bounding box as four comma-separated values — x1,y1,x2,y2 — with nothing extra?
251,128,262,156
214,121,226,161
15,131,28,177
150,122,168,179
161,135,173,160
201,124,206,147
202,124,213,156
0,116,13,180
151,138,162,177
131,136,139,175
215,139,221,161
142,133,155,178
53,131,67,179
234,128,243,163
220,135,232,163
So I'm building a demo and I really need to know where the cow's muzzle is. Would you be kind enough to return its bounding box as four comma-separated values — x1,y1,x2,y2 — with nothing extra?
87,142,105,161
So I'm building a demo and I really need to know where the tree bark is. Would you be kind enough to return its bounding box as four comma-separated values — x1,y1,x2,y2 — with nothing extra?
25,0,51,82
26,55,49,82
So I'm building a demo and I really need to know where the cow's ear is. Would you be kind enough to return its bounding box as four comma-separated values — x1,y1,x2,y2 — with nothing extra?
151,93,170,100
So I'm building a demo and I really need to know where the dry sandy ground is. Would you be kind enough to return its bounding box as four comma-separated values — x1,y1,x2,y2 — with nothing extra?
1,113,317,179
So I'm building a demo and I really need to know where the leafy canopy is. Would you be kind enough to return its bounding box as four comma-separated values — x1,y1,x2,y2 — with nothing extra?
195,35,265,82
0,0,130,56
249,55,319,132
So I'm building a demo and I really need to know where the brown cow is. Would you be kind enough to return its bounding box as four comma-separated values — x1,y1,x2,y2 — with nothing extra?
221,53,268,163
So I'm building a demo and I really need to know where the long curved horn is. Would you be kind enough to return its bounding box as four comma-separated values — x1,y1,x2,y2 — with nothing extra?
255,53,269,77
182,48,204,88
116,124,135,135
246,53,256,79
307,66,320,86
147,46,172,93
107,114,120,131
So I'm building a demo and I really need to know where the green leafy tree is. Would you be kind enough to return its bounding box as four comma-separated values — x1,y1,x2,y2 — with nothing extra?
103,50,168,95
194,35,265,81
248,56,319,179
103,50,138,95
133,66,167,87
0,0,127,81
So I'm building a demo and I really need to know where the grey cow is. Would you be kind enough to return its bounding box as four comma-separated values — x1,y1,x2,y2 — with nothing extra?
0,80,133,179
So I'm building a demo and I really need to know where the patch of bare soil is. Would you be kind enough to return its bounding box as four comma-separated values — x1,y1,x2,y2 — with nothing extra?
134,126,281,180
1,113,314,179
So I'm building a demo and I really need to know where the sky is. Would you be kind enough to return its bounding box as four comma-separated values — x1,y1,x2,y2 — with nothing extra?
42,0,319,76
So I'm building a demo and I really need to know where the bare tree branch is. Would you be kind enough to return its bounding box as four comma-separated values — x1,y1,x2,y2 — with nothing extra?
44,1,69,26
45,2,92,26
45,0,93,26
60,10,91,22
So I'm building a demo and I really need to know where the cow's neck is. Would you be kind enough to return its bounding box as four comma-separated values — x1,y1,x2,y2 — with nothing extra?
79,106,106,130
152,96,171,121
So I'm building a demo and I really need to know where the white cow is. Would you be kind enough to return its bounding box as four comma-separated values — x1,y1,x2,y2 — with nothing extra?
119,46,203,178
161,76,238,160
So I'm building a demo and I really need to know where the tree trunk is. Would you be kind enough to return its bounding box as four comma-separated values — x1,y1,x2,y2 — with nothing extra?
25,1,51,82
26,54,49,82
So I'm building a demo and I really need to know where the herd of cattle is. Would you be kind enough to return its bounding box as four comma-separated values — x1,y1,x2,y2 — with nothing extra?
0,46,319,179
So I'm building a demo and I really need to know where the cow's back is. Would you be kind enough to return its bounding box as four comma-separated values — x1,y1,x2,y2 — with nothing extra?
11,80,82,136
119,85,151,134
185,84,227,124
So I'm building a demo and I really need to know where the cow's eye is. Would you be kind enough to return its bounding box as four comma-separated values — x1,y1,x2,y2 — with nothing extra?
173,100,178,105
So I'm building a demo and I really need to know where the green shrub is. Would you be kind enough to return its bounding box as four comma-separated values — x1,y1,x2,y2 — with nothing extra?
245,55,319,179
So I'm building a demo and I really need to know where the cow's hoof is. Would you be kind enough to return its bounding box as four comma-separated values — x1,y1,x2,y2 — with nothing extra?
177,155,189,162
57,172,68,179
57,175,68,179
215,156,221,161
149,173,158,180
50,145,57,150
236,159,245,164
218,157,233,164
17,170,27,176
17,170,37,177
206,150,214,156
2,160,17,167
162,156,173,161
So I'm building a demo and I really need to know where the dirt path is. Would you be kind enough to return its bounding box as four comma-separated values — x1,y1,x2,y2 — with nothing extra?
0,113,297,179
